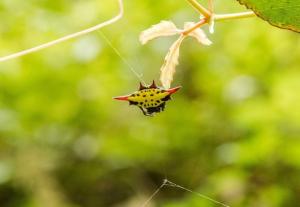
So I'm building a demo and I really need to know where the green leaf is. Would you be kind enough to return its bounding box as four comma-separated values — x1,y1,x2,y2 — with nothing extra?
237,0,300,32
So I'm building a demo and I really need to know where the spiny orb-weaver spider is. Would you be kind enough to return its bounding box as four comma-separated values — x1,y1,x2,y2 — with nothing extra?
114,81,181,116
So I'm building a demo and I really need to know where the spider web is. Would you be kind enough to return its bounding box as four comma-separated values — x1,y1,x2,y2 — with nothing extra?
140,179,230,207
97,30,147,86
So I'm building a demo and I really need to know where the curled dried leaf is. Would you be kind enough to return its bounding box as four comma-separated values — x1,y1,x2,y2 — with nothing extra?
160,35,185,89
184,22,212,45
139,21,180,45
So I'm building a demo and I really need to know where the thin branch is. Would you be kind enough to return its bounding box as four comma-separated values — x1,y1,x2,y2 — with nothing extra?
215,11,255,21
182,18,207,35
186,0,211,18
208,0,214,12
184,1,255,37
181,11,255,36
0,0,124,63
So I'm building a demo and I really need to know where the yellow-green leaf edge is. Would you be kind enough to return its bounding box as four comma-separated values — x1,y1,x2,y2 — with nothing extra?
237,0,300,33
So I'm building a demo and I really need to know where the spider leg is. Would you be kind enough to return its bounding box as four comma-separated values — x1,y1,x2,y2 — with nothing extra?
139,106,149,116
161,102,166,111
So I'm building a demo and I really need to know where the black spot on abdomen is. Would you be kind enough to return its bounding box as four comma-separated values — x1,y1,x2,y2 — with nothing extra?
161,95,171,101
129,101,138,105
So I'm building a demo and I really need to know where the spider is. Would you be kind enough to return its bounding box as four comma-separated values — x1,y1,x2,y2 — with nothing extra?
114,81,181,116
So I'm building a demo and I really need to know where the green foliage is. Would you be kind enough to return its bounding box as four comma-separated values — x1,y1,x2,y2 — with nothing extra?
237,0,300,32
0,0,300,207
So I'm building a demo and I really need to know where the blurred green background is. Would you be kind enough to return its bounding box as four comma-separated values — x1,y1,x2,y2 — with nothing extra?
0,0,300,206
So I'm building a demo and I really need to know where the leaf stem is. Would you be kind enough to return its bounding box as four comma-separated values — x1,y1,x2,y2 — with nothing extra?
0,0,124,63
181,11,255,36
184,0,255,36
182,19,207,35
208,0,214,12
215,11,255,21
186,0,211,18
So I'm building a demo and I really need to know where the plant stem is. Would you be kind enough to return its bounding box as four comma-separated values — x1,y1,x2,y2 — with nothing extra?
186,0,211,18
181,11,255,36
0,0,124,63
208,0,213,12
182,18,207,35
215,11,255,21
185,0,255,36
